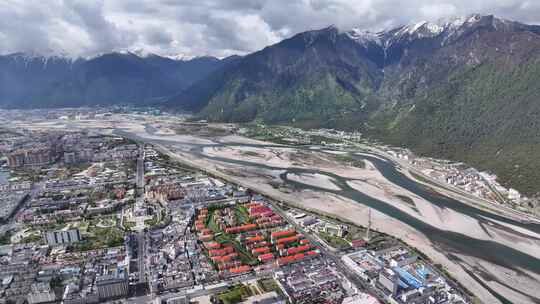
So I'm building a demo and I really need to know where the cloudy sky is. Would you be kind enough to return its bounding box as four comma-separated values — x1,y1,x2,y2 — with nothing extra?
1,0,539,58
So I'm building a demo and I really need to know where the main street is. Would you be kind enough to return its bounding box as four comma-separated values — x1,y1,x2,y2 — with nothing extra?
136,152,145,190
135,145,148,286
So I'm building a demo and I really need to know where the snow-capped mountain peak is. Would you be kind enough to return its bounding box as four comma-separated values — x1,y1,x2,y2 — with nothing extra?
346,28,383,46
161,53,197,61
347,14,499,49
6,49,80,68
393,21,444,40
436,13,483,30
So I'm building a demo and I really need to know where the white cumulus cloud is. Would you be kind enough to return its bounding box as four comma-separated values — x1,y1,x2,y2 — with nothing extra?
0,0,538,58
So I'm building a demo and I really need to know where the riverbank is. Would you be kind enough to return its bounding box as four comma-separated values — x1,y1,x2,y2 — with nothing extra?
357,148,540,225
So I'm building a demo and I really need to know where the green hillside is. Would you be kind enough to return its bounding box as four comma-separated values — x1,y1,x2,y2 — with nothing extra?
372,59,540,198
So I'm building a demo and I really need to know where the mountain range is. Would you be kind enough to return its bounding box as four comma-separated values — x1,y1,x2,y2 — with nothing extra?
0,51,234,108
2,14,540,198
168,14,540,197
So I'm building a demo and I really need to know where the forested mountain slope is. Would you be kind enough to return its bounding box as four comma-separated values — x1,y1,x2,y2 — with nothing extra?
169,14,540,196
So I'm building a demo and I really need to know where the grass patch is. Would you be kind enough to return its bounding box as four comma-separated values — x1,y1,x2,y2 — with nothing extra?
144,214,159,227
0,231,12,245
395,194,414,206
218,284,252,304
73,226,124,251
19,233,42,244
333,153,366,168
318,231,350,249
10,168,42,182
52,163,92,179
234,205,251,224
123,220,136,231
395,195,418,212
241,151,263,158
257,278,281,293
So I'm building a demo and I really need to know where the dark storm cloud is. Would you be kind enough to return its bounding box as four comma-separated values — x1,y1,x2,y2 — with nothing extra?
0,0,539,58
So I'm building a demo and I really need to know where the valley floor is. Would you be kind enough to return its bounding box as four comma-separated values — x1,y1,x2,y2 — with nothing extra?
14,116,540,304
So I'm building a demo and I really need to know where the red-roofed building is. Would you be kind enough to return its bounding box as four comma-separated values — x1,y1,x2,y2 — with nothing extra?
271,229,295,241
249,241,269,249
229,265,251,274
285,244,311,255
293,253,305,260
276,252,308,266
211,255,232,263
209,247,233,256
350,239,367,248
249,206,273,217
246,235,264,243
195,221,205,231
252,247,270,255
247,202,262,209
276,235,298,245
258,253,274,262
276,255,296,266
205,242,221,249
225,223,257,234
198,234,213,242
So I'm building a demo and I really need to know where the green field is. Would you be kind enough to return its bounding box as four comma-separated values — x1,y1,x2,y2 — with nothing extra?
241,151,263,158
333,153,366,168
72,226,124,251
319,231,350,249
218,284,253,304
257,278,281,293
234,205,251,224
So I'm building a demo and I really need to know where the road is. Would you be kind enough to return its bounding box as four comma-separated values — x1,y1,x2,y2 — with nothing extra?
135,145,148,286
137,231,146,283
1,181,44,233
45,179,135,191
136,148,144,190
